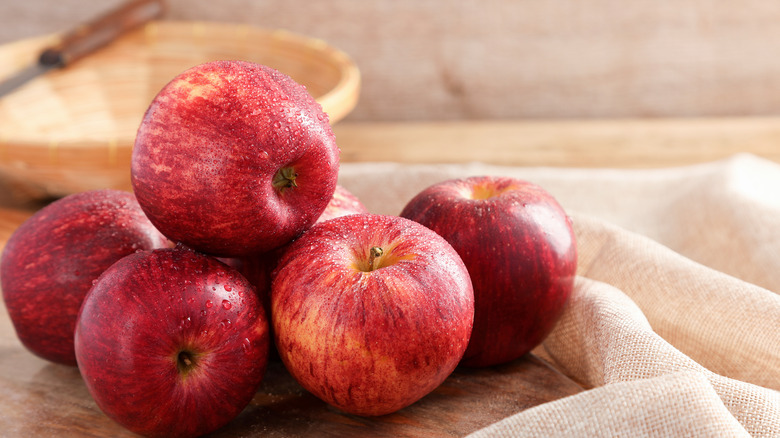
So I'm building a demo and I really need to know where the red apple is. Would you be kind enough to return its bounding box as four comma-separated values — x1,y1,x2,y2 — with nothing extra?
400,176,577,368
0,189,168,365
220,184,368,362
271,213,474,416
74,247,270,438
219,250,278,321
131,60,340,257
221,184,369,310
317,184,369,223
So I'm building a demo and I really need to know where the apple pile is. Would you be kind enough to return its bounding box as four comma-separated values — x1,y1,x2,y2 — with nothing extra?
0,59,577,437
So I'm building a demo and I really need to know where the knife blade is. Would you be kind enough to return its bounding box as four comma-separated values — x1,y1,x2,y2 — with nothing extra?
0,0,165,98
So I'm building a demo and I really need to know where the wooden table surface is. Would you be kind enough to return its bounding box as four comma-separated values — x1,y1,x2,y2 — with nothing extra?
1,117,777,436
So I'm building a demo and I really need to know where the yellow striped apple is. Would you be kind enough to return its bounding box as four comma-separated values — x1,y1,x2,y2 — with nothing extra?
271,214,474,416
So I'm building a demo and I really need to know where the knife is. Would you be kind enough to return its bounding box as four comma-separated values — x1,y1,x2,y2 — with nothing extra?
0,0,165,98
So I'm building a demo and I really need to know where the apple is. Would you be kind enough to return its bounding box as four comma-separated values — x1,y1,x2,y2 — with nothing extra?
0,189,168,365
131,60,340,257
400,176,577,368
271,213,474,416
74,247,270,438
317,184,369,223
219,250,278,322
221,184,369,313
220,184,369,363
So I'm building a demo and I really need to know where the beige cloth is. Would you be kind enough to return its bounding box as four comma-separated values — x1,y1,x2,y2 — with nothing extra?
338,153,780,437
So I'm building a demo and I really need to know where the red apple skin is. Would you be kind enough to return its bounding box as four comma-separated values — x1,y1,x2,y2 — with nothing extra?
219,250,278,321
0,189,168,365
317,184,369,223
400,176,577,368
74,247,270,438
221,184,368,363
222,184,369,310
131,60,340,257
271,214,474,416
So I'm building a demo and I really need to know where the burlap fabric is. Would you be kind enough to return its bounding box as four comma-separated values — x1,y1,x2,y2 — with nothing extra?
338,153,780,437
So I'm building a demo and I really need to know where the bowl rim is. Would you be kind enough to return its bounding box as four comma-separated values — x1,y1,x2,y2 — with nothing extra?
0,19,361,151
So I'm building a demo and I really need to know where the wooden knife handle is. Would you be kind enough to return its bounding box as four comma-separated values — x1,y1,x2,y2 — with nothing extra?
39,0,165,67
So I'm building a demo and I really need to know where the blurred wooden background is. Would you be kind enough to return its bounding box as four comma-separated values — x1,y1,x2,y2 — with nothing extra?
3,0,780,122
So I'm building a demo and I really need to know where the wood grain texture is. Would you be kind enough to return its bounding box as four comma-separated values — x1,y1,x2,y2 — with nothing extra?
3,0,780,121
334,117,780,168
0,338,582,437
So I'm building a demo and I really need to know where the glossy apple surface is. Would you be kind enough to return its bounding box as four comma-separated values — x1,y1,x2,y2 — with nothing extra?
222,184,369,309
317,184,369,223
74,247,269,438
271,214,474,416
0,189,168,365
131,60,340,257
400,176,577,368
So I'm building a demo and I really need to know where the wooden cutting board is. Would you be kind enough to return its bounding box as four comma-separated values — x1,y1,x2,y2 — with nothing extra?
0,197,584,437
0,341,583,437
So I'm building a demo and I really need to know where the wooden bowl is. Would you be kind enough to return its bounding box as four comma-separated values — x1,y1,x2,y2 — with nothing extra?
0,20,360,198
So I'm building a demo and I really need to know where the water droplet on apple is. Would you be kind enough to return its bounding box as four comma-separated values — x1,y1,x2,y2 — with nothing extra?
242,338,251,352
222,299,232,310
200,309,207,317
220,319,231,330
273,121,282,129
224,284,232,292
205,300,213,308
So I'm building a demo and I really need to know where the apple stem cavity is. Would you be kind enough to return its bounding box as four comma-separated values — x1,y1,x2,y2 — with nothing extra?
273,167,299,191
176,350,198,376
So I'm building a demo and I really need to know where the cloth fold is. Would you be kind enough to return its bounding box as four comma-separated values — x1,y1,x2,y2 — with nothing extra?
468,370,752,438
337,153,780,437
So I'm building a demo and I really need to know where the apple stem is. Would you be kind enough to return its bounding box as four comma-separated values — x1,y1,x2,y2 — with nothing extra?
273,167,299,191
368,246,384,271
